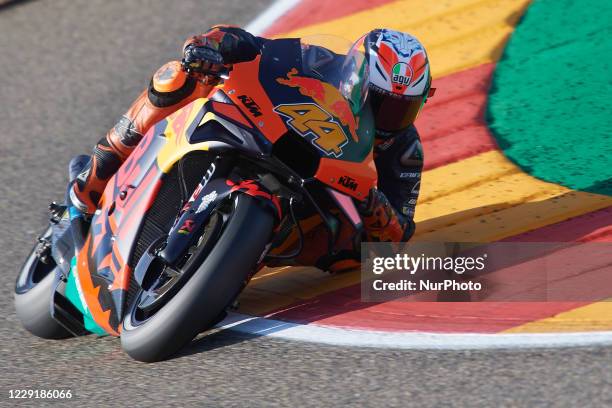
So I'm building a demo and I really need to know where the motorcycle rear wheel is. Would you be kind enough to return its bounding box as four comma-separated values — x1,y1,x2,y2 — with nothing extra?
121,194,274,362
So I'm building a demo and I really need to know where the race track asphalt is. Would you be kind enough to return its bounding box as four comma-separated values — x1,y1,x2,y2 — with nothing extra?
1,1,611,407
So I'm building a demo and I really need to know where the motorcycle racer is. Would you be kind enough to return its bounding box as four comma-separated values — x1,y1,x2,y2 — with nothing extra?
69,25,430,245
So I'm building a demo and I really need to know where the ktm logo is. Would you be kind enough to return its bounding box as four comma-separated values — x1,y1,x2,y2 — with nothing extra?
238,95,262,117
338,176,358,191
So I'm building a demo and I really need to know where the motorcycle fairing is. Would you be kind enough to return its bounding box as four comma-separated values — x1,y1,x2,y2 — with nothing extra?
257,40,375,160
315,154,377,199
69,122,167,335
66,96,269,335
225,39,377,200
221,54,289,143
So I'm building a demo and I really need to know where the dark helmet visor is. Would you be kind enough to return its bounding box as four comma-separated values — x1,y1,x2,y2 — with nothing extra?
370,89,425,133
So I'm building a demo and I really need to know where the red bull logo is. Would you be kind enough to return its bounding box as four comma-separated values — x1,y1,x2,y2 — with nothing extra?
276,68,359,143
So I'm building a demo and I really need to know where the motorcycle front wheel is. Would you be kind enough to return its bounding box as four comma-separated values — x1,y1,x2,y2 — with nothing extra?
14,226,71,339
121,194,274,362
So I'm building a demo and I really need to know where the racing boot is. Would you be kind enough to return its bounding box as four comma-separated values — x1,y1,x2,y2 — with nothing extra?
66,154,95,248
68,154,91,182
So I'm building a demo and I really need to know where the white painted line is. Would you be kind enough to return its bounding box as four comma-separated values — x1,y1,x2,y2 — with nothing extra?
245,0,301,36
217,313,612,349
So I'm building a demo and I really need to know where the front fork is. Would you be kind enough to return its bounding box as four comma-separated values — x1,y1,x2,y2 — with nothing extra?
158,157,234,266
134,157,281,286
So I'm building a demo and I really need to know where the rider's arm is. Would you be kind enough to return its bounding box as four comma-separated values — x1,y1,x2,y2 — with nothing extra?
375,125,423,221
360,126,423,242
109,25,265,152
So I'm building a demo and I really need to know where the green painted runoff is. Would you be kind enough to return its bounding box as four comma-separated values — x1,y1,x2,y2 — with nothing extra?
488,0,611,195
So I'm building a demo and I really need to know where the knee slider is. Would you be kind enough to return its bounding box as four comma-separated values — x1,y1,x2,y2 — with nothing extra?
148,61,196,108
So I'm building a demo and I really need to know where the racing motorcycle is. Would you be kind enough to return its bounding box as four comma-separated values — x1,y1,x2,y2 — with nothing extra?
15,35,376,362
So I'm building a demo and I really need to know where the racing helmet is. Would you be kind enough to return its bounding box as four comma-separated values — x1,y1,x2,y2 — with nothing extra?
363,29,433,133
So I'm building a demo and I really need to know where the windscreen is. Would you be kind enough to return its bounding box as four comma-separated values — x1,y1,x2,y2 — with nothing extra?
300,35,370,114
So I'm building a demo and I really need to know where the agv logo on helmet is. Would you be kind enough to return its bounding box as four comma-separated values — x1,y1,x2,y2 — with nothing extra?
391,62,413,86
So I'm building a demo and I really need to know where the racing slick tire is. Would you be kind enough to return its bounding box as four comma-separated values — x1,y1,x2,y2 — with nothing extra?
121,194,274,362
14,227,72,339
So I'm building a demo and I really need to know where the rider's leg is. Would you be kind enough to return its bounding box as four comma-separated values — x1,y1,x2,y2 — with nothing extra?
69,61,213,215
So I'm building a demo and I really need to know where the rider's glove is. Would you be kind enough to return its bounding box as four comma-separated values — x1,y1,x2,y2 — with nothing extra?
182,25,262,76
182,43,226,76
359,188,415,242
